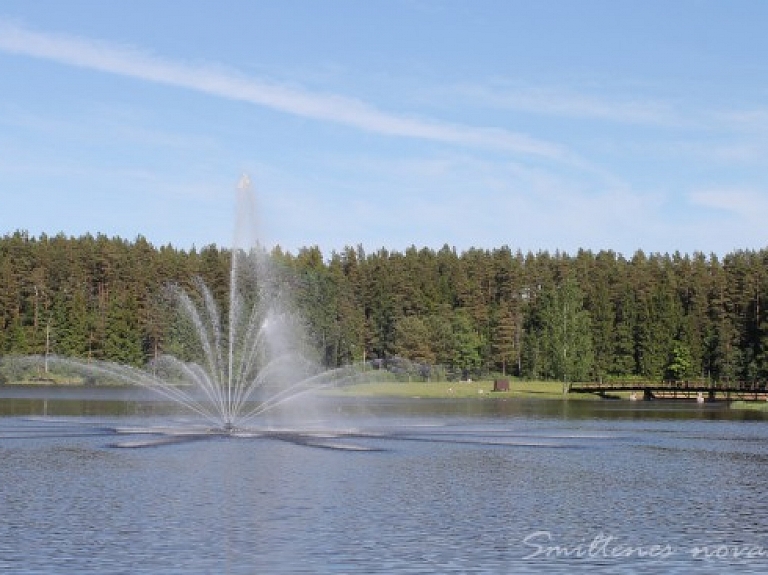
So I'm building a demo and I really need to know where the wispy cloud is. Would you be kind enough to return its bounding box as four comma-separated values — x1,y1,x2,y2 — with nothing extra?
718,109,768,130
689,188,768,221
0,20,570,161
456,81,683,127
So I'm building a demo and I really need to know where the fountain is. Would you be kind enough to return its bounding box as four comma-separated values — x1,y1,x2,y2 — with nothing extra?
2,177,617,458
32,175,365,445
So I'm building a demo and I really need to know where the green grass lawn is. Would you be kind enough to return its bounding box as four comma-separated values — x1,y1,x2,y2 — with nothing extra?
730,400,768,411
330,379,603,399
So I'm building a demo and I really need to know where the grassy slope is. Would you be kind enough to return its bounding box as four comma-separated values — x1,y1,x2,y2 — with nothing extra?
330,379,602,399
730,400,768,411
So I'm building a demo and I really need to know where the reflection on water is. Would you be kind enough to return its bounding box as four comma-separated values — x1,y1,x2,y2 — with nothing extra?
1,387,767,574
3,385,765,421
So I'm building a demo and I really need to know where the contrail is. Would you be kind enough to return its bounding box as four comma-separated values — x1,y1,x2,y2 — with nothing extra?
0,19,568,160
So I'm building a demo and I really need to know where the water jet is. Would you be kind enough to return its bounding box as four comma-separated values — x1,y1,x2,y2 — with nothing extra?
31,175,364,441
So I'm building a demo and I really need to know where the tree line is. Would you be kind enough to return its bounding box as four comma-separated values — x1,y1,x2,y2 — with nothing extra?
2,230,768,383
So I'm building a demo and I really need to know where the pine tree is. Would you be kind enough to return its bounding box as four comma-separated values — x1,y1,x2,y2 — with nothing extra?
490,304,518,376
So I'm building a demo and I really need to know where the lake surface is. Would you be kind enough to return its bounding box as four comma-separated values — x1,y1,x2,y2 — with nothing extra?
1,387,768,574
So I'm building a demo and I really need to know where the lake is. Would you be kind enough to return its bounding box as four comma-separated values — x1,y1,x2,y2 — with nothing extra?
1,387,768,574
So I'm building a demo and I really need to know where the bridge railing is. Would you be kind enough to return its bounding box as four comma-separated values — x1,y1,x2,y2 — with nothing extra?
570,380,768,392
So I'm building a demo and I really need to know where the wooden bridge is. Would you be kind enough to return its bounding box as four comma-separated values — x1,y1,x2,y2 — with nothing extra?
568,380,768,402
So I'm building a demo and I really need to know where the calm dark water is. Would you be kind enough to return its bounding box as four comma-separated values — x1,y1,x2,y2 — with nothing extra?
1,388,768,574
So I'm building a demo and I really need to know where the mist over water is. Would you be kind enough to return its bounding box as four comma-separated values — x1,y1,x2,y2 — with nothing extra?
16,175,361,433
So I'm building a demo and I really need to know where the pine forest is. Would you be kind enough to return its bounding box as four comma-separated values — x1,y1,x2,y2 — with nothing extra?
2,231,768,385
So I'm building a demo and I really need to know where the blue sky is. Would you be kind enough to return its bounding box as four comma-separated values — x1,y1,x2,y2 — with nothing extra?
1,1,767,257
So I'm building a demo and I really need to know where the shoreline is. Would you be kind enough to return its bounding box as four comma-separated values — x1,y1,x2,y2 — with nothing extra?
4,378,768,406
329,380,608,400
